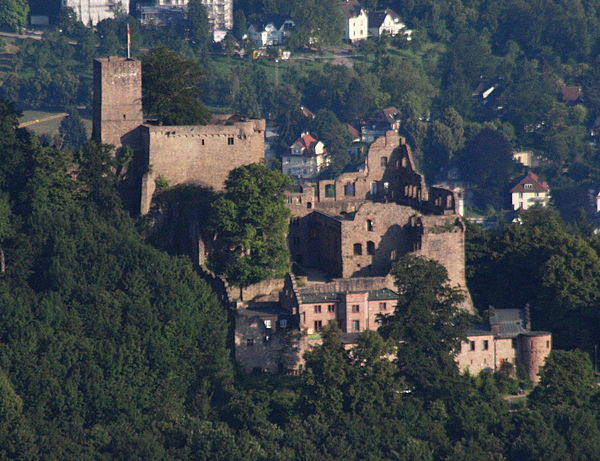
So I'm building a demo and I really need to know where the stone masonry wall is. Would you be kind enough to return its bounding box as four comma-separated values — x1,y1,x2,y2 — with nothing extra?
92,57,143,151
139,120,265,214
339,202,417,278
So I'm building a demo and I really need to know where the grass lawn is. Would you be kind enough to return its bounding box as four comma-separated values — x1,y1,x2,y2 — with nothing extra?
19,109,92,138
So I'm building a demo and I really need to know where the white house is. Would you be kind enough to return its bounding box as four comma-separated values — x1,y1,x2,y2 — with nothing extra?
248,15,295,47
368,9,411,39
510,171,550,210
62,0,129,25
282,132,328,179
340,0,369,42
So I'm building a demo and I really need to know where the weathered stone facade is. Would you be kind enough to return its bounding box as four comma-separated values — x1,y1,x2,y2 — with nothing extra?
92,57,265,215
139,117,266,214
92,57,143,151
286,131,470,308
456,307,552,383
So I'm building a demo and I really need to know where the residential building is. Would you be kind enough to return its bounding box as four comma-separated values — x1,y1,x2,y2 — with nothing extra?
282,132,328,179
62,0,129,25
512,151,545,168
360,107,401,142
456,307,551,383
141,0,233,32
368,9,411,39
510,171,550,210
248,15,295,47
340,0,369,42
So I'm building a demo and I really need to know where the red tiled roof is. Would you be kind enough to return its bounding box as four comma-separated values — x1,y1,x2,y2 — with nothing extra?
510,171,549,193
343,123,360,139
561,86,582,103
300,106,315,119
293,132,319,155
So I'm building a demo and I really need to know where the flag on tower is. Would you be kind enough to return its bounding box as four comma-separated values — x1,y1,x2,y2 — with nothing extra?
127,23,131,59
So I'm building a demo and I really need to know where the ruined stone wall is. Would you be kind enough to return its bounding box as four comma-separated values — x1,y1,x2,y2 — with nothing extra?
305,211,343,275
139,120,265,214
235,311,305,373
92,57,144,151
415,215,471,309
495,338,518,371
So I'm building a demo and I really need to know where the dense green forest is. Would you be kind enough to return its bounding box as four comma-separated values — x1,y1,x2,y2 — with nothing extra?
3,1,600,458
1,101,599,457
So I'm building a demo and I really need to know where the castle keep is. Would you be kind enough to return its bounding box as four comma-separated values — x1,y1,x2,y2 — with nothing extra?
92,57,265,214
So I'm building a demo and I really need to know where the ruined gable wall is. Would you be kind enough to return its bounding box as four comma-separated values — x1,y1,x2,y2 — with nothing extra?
339,202,418,278
139,120,265,214
415,215,472,310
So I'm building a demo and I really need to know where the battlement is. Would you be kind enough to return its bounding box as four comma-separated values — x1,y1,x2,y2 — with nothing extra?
139,117,265,214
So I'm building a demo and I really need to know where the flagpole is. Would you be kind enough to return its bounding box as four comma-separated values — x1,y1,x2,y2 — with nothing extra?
127,23,131,59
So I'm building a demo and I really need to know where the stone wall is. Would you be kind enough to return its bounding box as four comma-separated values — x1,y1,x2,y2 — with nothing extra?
235,309,305,373
139,118,265,214
456,334,496,375
92,57,143,152
519,332,552,383
339,202,417,278
415,215,471,307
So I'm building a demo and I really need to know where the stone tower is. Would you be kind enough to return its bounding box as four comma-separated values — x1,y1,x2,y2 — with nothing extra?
92,57,143,152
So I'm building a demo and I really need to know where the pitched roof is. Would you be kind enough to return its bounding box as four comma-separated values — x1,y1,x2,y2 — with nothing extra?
368,9,400,28
300,106,315,119
292,132,320,156
510,171,549,193
249,14,293,31
343,123,360,140
381,107,400,124
490,308,527,338
561,86,583,103
340,0,364,18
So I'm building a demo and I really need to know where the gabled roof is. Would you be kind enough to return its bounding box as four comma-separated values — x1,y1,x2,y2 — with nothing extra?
490,308,527,338
368,9,400,28
381,107,400,124
561,86,583,103
340,0,365,18
510,171,549,193
249,14,293,31
300,106,315,119
343,122,360,140
291,132,321,156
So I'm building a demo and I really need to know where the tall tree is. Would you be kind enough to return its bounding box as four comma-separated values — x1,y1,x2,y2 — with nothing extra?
142,46,211,125
188,0,211,55
379,255,470,398
207,164,291,288
0,0,28,33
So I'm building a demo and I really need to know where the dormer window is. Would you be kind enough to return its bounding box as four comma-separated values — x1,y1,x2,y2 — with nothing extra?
524,183,533,189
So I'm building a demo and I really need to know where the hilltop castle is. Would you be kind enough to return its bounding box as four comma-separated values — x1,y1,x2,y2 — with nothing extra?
92,57,265,214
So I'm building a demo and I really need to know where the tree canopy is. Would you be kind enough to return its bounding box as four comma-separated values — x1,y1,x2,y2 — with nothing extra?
141,46,211,125
206,163,291,287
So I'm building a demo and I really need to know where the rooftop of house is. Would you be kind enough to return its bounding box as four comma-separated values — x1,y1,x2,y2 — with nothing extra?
249,14,293,30
343,122,360,140
340,0,365,18
290,132,321,156
466,307,549,339
300,106,316,119
561,86,583,103
368,9,401,28
510,171,549,193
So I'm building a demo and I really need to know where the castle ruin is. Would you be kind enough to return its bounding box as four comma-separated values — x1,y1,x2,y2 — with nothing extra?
92,57,265,215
